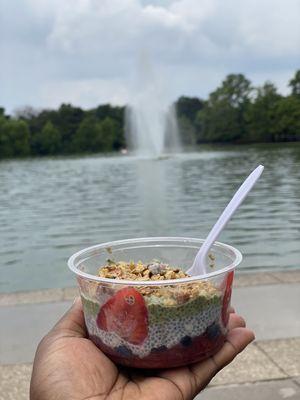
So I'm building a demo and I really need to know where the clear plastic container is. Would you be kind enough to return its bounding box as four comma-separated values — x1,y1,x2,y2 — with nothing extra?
68,237,242,369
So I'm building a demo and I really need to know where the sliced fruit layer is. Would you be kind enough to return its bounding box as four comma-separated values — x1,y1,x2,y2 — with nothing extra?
97,287,149,345
89,326,226,369
221,271,234,326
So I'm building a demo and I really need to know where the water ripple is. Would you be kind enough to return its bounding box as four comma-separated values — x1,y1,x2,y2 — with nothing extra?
1,145,300,292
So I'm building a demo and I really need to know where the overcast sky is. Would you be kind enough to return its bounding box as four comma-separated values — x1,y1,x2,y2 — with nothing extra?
1,0,299,113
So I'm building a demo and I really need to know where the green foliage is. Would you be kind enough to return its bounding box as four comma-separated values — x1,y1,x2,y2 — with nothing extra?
0,70,300,159
71,116,120,153
176,97,204,144
197,74,253,142
271,96,300,141
289,70,300,98
0,103,126,159
33,121,62,155
55,104,85,153
176,96,204,121
0,117,30,158
177,115,198,145
94,104,124,125
197,100,240,142
100,117,120,150
209,74,252,107
244,82,282,142
91,104,125,149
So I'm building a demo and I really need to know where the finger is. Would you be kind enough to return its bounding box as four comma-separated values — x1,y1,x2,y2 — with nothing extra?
190,327,255,390
229,306,235,313
212,327,255,369
227,313,246,330
51,296,87,338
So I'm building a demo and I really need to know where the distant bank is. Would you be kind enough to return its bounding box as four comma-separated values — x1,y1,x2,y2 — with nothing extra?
0,70,299,159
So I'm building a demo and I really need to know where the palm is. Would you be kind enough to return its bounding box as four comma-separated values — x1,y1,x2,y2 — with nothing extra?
30,299,254,400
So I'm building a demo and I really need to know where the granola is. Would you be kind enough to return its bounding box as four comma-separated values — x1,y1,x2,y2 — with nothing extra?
99,260,187,281
98,260,219,306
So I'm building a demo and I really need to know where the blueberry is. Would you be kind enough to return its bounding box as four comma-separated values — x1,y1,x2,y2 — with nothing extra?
206,323,221,340
151,345,167,353
180,336,192,347
115,345,133,357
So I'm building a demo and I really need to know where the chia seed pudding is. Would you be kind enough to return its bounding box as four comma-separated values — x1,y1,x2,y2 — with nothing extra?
78,259,234,368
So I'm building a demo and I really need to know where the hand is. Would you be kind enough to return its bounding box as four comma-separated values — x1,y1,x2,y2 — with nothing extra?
30,297,254,400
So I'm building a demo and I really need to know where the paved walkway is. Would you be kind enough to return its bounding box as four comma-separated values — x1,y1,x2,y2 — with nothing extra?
1,270,300,400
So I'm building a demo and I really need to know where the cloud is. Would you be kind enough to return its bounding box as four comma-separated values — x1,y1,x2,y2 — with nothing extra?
0,0,299,112
45,0,300,60
40,78,130,109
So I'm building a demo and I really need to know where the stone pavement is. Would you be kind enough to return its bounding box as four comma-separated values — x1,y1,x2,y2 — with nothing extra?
197,379,300,400
0,270,300,400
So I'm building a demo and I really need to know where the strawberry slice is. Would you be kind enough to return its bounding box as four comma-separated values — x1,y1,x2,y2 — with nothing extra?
221,271,234,326
97,287,148,345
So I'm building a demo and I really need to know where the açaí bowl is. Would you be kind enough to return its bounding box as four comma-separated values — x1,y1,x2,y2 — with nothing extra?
68,237,242,369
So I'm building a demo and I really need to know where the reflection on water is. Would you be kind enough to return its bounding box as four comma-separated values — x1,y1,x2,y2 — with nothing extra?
1,144,300,293
137,158,172,235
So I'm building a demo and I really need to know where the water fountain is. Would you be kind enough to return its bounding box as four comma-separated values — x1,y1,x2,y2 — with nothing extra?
125,55,181,157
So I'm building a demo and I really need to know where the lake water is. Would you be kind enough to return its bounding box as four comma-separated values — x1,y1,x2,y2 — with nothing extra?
1,144,300,293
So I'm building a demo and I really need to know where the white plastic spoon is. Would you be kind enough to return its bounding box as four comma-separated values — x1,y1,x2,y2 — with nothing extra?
187,165,264,276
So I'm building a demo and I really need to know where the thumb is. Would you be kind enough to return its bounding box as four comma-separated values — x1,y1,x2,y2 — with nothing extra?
51,296,87,339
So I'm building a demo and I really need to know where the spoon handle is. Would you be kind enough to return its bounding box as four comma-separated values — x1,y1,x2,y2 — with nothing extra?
188,165,264,275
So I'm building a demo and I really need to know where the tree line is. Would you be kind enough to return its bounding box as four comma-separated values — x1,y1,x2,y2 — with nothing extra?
0,70,299,159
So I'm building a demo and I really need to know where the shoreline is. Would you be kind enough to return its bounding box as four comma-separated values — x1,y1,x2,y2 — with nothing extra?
1,269,300,307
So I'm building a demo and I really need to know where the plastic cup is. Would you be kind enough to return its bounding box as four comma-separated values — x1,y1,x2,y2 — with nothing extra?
68,237,242,369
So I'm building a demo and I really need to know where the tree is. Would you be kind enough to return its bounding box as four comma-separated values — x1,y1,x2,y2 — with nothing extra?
33,121,62,155
1,70,300,158
0,113,12,157
209,74,252,107
94,104,124,124
71,116,118,153
271,96,300,141
56,104,85,153
0,118,31,158
176,97,204,121
198,74,253,142
244,82,282,142
98,117,119,151
289,70,300,98
92,105,125,149
197,101,241,142
71,116,98,153
176,97,204,144
177,115,198,145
